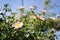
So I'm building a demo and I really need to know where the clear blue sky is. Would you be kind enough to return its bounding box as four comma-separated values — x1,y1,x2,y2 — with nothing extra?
0,0,60,40
0,0,60,13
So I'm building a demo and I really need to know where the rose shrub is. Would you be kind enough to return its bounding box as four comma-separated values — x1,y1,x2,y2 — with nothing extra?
0,3,60,40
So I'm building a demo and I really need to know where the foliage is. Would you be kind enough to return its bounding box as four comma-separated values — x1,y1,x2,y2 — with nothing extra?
0,3,60,40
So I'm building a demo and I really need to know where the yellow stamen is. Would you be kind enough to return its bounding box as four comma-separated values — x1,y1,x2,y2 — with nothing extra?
15,23,20,27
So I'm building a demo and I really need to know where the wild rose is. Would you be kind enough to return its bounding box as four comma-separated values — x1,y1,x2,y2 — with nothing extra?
51,28,56,33
29,6,35,11
29,15,36,19
0,11,3,14
36,14,45,21
18,6,24,11
41,9,46,13
49,17,55,20
12,21,23,29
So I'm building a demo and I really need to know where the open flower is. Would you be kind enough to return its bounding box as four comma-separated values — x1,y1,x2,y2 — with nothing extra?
41,9,46,13
29,15,36,19
36,14,45,21
12,21,23,29
18,6,24,11
49,17,55,20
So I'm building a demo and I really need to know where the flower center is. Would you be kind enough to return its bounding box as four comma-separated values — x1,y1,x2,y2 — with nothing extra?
15,23,20,27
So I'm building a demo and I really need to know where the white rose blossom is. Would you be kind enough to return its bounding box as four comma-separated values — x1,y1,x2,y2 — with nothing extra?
49,17,55,20
29,15,36,19
36,14,45,21
12,21,23,29
29,6,35,11
51,28,56,33
41,9,46,13
18,6,24,11
0,11,3,14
